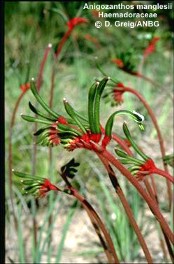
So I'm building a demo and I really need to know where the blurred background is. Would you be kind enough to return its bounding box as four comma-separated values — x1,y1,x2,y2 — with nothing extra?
5,1,173,263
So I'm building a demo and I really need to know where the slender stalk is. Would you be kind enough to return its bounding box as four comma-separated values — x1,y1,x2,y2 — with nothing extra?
100,149,174,243
109,123,173,259
150,177,159,204
47,51,56,256
55,29,71,57
112,133,132,155
37,44,52,90
48,58,56,111
61,173,119,263
112,128,172,260
101,125,132,155
69,187,119,263
144,178,157,203
31,44,53,252
46,26,77,255
144,178,174,262
153,168,174,183
98,154,153,263
124,86,172,207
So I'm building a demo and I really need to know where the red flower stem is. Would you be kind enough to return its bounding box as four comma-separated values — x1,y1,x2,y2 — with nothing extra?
100,149,174,243
98,154,153,263
55,29,71,58
112,129,169,258
112,124,172,259
47,28,75,251
111,123,173,258
153,168,174,183
150,176,159,203
60,172,119,263
124,86,172,207
101,125,132,155
160,236,172,263
69,187,119,263
49,28,73,115
105,129,171,259
31,45,52,249
112,133,132,155
49,62,56,110
36,44,52,90
162,232,174,262
144,178,158,203
144,178,174,262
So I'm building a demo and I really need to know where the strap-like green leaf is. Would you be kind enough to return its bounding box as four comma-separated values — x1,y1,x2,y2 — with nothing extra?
58,123,82,136
21,114,53,125
115,148,128,158
29,102,56,122
88,81,98,133
123,123,148,160
63,99,86,134
93,77,109,134
105,110,144,137
30,79,59,119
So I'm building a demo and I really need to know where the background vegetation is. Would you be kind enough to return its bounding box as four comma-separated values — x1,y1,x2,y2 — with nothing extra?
5,1,173,263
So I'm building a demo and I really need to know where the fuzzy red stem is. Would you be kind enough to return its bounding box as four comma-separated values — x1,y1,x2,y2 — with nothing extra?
112,133,132,155
70,187,119,263
153,169,174,184
61,171,119,263
37,45,52,90
144,178,157,203
98,154,153,263
55,29,71,58
100,149,174,243
124,86,172,207
112,125,172,259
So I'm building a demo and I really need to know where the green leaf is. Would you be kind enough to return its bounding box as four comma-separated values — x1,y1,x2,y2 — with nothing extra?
63,99,86,134
123,123,148,160
21,114,52,125
88,81,99,133
93,77,109,134
163,154,174,167
105,110,144,137
58,123,82,136
115,148,128,158
30,79,59,119
29,102,56,122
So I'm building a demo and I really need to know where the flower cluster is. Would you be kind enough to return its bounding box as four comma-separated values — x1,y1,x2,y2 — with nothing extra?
13,158,81,198
13,170,60,198
20,82,30,93
111,51,138,76
115,147,157,181
115,123,157,181
103,82,126,106
56,17,88,57
21,78,106,152
21,78,144,153
143,36,160,59
67,17,88,30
